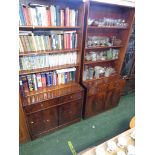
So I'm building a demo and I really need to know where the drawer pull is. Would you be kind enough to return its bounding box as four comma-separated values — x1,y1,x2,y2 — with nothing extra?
30,121,34,124
46,119,50,122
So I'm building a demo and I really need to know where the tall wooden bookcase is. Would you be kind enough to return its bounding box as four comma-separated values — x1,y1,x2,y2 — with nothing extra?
81,0,135,118
19,0,85,140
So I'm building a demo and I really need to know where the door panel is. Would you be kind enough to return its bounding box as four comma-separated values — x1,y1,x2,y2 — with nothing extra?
59,99,82,125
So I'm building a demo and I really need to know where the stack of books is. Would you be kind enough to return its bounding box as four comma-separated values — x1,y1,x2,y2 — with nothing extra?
19,3,78,26
19,31,78,53
19,67,76,94
19,52,77,70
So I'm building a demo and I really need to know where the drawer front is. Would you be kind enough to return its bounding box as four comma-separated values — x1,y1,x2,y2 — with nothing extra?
24,98,59,114
59,91,83,103
27,107,58,136
59,99,82,125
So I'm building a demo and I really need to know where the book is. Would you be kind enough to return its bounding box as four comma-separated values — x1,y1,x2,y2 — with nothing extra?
19,3,26,25
65,7,70,26
21,76,29,93
60,9,65,26
32,74,38,91
55,5,60,26
50,5,56,26
41,73,46,87
27,75,34,91
22,5,31,25
29,7,38,26
36,73,42,89
46,7,51,26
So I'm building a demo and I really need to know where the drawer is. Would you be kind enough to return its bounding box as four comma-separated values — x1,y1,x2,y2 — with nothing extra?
24,98,59,114
59,91,83,103
27,107,58,136
59,99,82,125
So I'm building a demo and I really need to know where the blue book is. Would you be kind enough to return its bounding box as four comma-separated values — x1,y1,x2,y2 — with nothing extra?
64,72,68,83
49,72,53,86
55,6,60,26
45,72,51,86
19,3,26,25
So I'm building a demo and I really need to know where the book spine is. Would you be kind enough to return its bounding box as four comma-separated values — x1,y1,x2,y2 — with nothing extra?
19,4,26,25
53,71,57,85
75,10,78,26
46,7,51,26
20,36,27,52
41,73,46,87
22,6,29,26
19,76,25,96
23,35,31,52
65,7,70,26
32,74,38,91
19,37,24,53
60,9,65,26
36,73,42,89
27,36,33,52
46,72,51,86
31,33,38,51
35,7,41,26
55,6,60,26
21,76,29,93
29,36,35,51
27,75,34,91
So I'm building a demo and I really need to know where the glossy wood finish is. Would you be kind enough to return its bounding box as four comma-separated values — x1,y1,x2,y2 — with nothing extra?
81,1,134,119
19,0,85,141
83,76,125,118
19,96,30,143
24,84,84,139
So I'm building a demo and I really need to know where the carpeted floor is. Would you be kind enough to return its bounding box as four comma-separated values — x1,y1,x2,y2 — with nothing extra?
19,92,135,155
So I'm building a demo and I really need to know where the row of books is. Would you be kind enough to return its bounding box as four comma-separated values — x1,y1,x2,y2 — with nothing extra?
19,31,78,52
19,3,78,26
19,52,77,71
19,68,76,95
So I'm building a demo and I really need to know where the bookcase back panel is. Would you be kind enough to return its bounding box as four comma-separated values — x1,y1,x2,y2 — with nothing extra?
89,2,130,21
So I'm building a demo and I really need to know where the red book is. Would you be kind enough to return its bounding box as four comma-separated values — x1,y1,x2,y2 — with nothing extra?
46,7,51,26
23,5,31,26
60,9,65,26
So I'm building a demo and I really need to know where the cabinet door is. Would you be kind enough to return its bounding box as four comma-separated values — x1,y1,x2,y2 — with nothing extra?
105,79,125,110
27,107,58,137
59,99,82,126
85,92,106,117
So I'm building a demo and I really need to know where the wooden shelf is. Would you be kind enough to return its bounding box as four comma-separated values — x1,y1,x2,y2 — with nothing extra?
84,58,118,65
88,26,128,29
23,82,79,98
19,49,79,56
83,73,119,83
19,26,80,30
85,45,124,50
19,64,79,75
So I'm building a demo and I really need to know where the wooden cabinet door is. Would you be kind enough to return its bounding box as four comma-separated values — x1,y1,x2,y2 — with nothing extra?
59,99,82,126
27,107,58,137
85,92,106,117
105,79,125,110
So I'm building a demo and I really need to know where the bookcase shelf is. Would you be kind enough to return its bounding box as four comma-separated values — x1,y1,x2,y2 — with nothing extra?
84,58,118,65
19,26,81,30
23,82,78,98
83,73,118,83
88,26,128,29
19,64,79,76
19,48,79,56
85,45,124,50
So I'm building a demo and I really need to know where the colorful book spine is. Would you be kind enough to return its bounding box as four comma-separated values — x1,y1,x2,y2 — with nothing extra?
27,75,34,91
41,73,46,87
19,3,26,25
60,9,65,26
36,73,42,89
32,74,38,91
46,7,51,26
21,76,29,93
